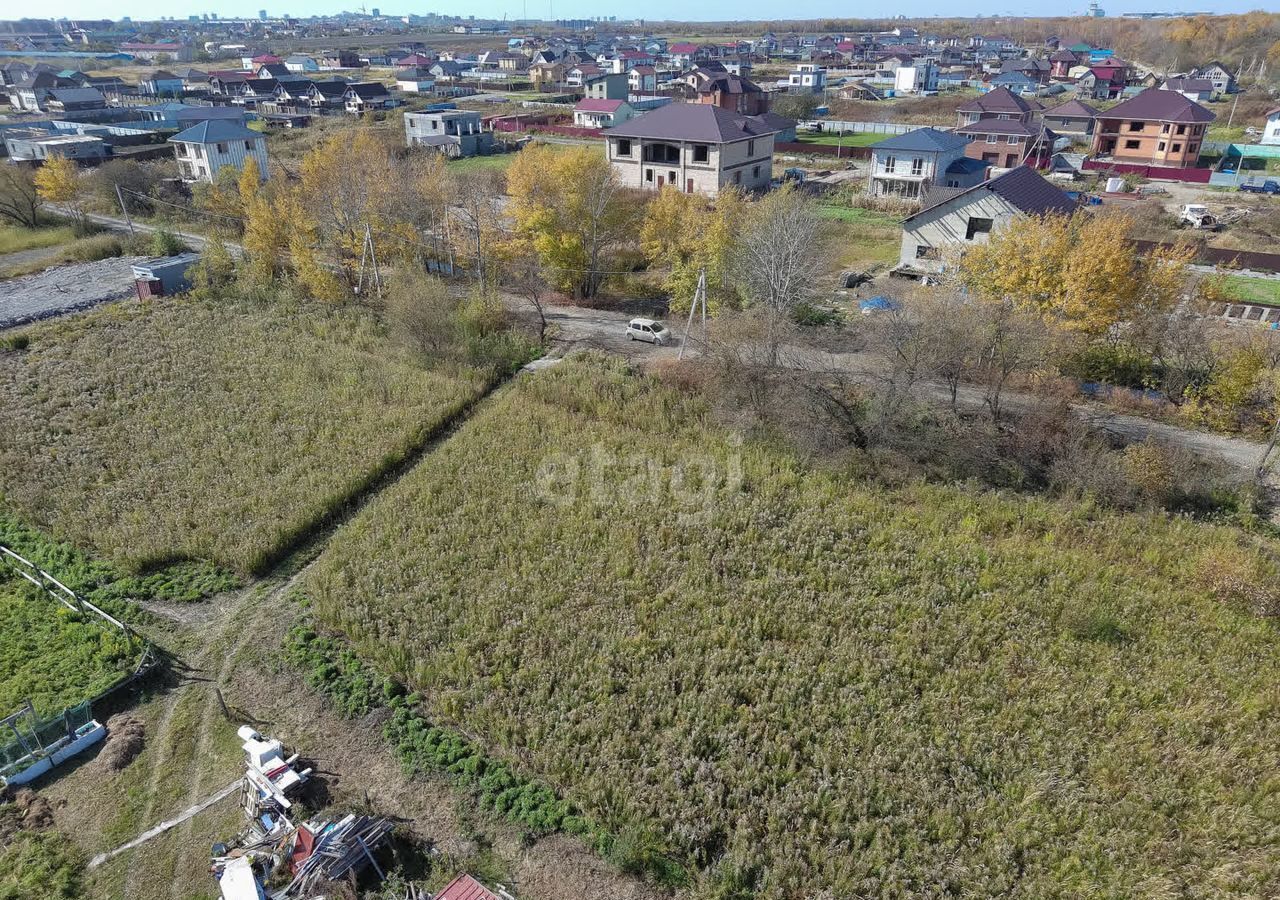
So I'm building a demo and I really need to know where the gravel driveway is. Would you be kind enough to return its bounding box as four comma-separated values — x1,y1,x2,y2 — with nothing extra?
0,256,148,329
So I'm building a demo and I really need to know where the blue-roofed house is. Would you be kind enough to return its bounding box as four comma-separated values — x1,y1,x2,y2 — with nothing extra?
866,127,983,199
169,119,268,183
988,71,1039,96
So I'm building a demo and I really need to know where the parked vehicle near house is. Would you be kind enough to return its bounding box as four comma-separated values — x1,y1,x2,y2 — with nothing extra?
626,318,670,345
1239,180,1280,195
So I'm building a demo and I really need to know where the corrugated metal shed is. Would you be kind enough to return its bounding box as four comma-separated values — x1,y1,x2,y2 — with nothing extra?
435,874,501,900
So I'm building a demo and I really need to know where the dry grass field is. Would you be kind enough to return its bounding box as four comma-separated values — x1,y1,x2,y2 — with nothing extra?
0,295,488,574
304,353,1280,899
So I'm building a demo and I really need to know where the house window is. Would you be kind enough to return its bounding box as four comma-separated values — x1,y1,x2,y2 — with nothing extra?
911,158,923,175
1157,141,1166,151
645,168,653,182
1175,124,1186,135
1172,143,1182,153
965,216,993,240
733,170,741,184
244,141,252,150
1124,139,1141,149
668,170,677,184
884,155,896,173
1128,120,1144,131
1189,143,1199,155
747,140,755,156
752,165,760,178
997,113,1012,120
693,144,708,162
1007,135,1018,145
1161,123,1170,133
617,138,631,156
217,142,228,153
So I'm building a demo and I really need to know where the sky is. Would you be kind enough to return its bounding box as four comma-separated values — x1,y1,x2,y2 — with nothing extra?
40,0,1278,25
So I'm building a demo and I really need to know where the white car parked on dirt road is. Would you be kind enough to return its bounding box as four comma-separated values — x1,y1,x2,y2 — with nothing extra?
625,318,670,346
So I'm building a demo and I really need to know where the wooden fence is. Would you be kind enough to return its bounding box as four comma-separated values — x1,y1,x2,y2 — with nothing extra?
1131,240,1280,274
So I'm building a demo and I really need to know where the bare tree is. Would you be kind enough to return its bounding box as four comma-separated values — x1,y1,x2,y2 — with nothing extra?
450,169,505,290
0,166,42,229
506,248,551,344
734,187,822,365
971,300,1051,423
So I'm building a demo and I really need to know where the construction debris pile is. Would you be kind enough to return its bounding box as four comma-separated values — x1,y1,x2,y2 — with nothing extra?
211,725,397,900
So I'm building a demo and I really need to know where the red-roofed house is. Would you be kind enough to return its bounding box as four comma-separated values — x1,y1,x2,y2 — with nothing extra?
435,874,501,900
573,98,635,128
668,42,699,66
252,54,283,65
397,53,435,68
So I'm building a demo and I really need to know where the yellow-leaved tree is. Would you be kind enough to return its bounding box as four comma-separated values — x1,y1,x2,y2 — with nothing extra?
296,130,402,289
640,186,742,313
506,144,640,298
237,157,289,286
959,211,1195,336
33,155,86,231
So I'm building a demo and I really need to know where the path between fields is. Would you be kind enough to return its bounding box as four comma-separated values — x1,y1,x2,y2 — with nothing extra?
97,374,528,898
527,299,1273,476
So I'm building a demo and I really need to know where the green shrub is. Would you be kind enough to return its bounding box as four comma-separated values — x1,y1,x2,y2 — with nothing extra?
147,228,189,257
1060,342,1155,389
66,235,124,263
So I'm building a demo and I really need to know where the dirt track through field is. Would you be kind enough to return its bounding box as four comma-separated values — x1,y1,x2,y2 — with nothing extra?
98,374,531,899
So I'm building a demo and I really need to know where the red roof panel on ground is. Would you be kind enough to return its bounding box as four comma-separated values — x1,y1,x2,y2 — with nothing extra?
435,874,501,900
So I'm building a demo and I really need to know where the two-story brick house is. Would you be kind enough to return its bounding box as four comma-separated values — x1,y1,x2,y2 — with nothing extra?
955,119,1057,168
955,87,1042,127
866,127,987,199
1090,88,1214,168
603,103,783,197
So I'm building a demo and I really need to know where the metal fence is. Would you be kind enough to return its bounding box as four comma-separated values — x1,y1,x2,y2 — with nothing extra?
801,119,916,135
0,545,134,638
0,701,93,778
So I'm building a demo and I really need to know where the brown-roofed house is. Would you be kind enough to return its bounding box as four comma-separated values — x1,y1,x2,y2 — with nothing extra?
1090,88,1215,168
956,87,1043,127
954,119,1057,168
604,103,786,196
1043,98,1099,137
899,166,1077,275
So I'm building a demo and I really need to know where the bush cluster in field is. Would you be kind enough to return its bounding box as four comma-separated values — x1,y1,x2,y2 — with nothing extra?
283,623,688,887
0,296,491,574
0,508,236,611
304,354,1280,899
0,575,142,717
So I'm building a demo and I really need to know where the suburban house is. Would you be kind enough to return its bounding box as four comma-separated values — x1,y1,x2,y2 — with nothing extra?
1192,61,1237,94
955,119,1056,168
1090,88,1214,168
583,73,628,100
344,82,392,114
1263,107,1280,146
603,102,783,196
44,87,107,114
895,63,938,95
7,72,62,111
396,71,436,92
787,63,826,93
866,128,987,199
285,55,320,73
956,87,1041,126
898,166,1077,275
988,72,1040,95
404,109,493,157
1077,60,1129,100
306,80,349,109
1049,48,1080,78
121,41,193,62
1161,77,1214,102
529,61,568,90
628,65,657,93
170,119,268,184
429,61,470,82
689,69,769,115
573,98,635,129
140,70,184,96
1042,99,1099,138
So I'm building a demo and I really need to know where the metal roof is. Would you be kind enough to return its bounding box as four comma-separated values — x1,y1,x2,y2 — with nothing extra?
604,103,783,143
907,165,1077,222
169,118,262,143
870,127,968,153
435,874,500,900
1098,88,1216,123
956,86,1042,114
1045,99,1099,119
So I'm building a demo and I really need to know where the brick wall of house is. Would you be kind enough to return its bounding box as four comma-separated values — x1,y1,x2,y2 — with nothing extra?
1091,117,1207,168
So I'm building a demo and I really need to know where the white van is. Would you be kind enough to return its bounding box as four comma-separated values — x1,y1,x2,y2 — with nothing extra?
625,318,670,346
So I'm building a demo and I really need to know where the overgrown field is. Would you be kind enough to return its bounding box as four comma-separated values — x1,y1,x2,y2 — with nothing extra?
305,354,1280,898
0,296,489,573
0,574,142,717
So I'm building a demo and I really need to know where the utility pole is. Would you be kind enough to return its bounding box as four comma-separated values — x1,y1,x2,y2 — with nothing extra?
114,184,135,236
678,267,707,361
354,223,383,300
1227,90,1240,128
